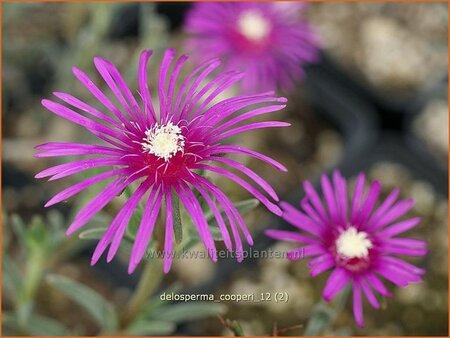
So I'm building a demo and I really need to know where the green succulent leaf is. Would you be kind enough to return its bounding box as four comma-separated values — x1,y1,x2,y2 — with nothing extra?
140,282,183,318
2,255,22,302
328,326,354,336
203,199,259,241
124,320,175,335
209,226,225,241
303,303,334,336
2,312,69,336
172,189,183,244
11,214,26,245
225,318,245,337
25,314,70,336
205,199,260,224
125,207,143,241
304,285,351,336
150,302,227,324
78,227,107,240
46,274,118,331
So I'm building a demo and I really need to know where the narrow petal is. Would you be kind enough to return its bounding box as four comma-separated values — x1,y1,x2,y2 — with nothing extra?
207,145,287,172
303,180,329,224
357,180,382,226
72,67,135,130
35,158,123,180
158,49,176,122
351,173,365,224
128,186,163,273
187,71,244,120
322,268,351,302
193,183,233,251
378,217,421,237
66,177,130,235
173,57,221,118
177,60,222,122
375,264,423,287
175,182,217,261
45,169,124,207
94,57,141,124
333,171,348,225
163,187,174,273
371,199,416,230
138,50,157,124
207,101,286,135
378,256,426,276
321,174,338,224
167,54,189,117
106,180,153,262
265,229,319,244
309,255,335,277
353,281,365,327
41,99,131,148
366,188,400,228
381,237,427,256
300,197,324,227
212,121,290,141
382,245,427,256
35,143,123,158
280,201,322,237
198,93,279,129
365,273,392,297
197,164,282,216
360,278,380,309
193,174,249,257
52,91,121,127
287,245,325,260
207,156,279,201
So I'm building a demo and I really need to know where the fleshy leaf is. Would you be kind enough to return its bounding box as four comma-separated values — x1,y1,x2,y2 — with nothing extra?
150,302,226,324
3,312,69,336
304,285,351,336
204,199,259,241
46,274,117,331
303,303,334,336
141,282,184,317
205,199,259,223
25,314,70,335
78,227,107,240
125,207,143,240
2,255,22,303
124,320,175,335
11,214,27,246
172,189,183,244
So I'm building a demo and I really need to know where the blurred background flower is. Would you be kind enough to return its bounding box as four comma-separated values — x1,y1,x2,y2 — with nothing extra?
184,2,320,94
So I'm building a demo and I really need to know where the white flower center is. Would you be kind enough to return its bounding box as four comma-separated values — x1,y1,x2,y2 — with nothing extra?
237,10,271,42
141,122,185,161
336,227,373,259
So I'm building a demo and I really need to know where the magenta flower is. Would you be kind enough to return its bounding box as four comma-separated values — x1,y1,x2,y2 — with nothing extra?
265,171,426,327
184,2,320,94
35,49,289,274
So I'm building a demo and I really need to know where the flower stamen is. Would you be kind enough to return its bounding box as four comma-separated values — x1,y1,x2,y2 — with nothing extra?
237,10,271,42
336,227,373,259
142,122,185,161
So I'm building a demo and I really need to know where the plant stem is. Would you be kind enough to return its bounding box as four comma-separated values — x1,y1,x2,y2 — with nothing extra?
120,257,163,328
17,251,46,328
303,285,351,336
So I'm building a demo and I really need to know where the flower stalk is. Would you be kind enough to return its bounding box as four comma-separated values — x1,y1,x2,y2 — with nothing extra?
121,256,163,327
